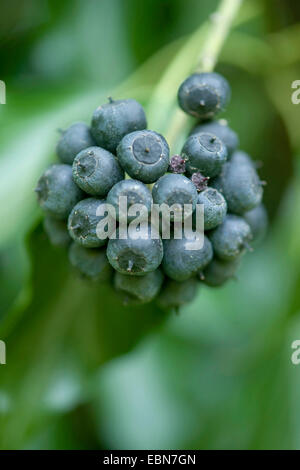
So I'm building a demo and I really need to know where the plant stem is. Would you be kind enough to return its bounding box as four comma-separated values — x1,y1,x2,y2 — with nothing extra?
165,0,243,148
196,0,243,73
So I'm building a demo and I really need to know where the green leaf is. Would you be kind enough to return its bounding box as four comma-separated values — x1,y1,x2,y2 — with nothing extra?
0,224,168,448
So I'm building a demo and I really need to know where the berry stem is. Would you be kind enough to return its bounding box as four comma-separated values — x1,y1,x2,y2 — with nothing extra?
165,0,242,149
195,0,243,73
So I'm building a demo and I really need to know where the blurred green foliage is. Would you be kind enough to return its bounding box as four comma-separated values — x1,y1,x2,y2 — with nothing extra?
0,0,300,450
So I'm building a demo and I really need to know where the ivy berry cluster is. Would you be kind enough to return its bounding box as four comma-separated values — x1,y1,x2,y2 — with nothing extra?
35,72,267,309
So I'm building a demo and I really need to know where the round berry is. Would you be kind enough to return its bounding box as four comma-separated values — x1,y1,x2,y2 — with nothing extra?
211,150,263,214
178,72,231,119
157,277,198,309
152,173,198,221
106,179,152,222
209,214,252,261
197,187,227,230
56,122,95,165
182,132,227,177
107,224,163,276
231,150,255,167
243,204,268,244
91,98,147,153
35,164,83,219
117,130,170,183
43,216,71,247
68,242,112,281
162,232,213,281
114,269,164,305
72,146,124,197
202,257,240,287
68,197,113,248
190,119,239,158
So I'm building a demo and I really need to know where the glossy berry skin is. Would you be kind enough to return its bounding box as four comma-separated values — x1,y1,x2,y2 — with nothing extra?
152,173,198,221
68,197,113,248
243,204,268,244
157,277,198,309
211,150,263,215
182,132,227,177
190,120,239,158
114,269,164,304
72,146,124,197
196,188,227,230
91,98,147,153
106,179,152,222
117,130,170,184
162,232,213,281
107,224,163,276
69,242,112,281
43,216,71,247
202,257,240,287
178,72,231,120
56,122,95,165
35,164,83,219
209,214,252,261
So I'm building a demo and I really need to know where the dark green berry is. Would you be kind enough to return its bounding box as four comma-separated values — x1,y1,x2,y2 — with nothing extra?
56,122,95,165
91,98,147,153
114,269,164,304
106,179,152,222
196,187,227,230
243,204,268,244
117,130,170,183
202,257,240,287
178,72,231,120
211,150,263,214
72,146,124,197
107,224,163,276
43,216,71,247
182,132,228,177
209,214,252,261
68,197,113,248
157,277,198,309
68,242,112,281
162,232,213,281
190,119,239,158
230,150,255,167
152,173,198,221
35,164,83,219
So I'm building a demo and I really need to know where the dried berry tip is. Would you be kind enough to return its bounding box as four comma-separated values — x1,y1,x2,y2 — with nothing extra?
243,241,253,252
127,260,134,272
191,172,210,192
169,154,186,174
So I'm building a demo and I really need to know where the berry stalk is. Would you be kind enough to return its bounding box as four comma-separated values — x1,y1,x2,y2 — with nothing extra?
195,0,243,73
